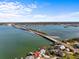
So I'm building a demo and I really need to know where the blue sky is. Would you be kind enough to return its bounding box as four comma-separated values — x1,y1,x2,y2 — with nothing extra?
0,0,79,22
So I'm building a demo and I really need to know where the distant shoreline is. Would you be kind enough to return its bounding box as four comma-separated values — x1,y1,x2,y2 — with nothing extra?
0,22,79,24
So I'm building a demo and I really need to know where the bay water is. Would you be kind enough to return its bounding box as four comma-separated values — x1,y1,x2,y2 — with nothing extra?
0,25,79,59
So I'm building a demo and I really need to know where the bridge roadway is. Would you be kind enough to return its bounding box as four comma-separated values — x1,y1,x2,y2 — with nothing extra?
28,29,75,52
12,24,76,52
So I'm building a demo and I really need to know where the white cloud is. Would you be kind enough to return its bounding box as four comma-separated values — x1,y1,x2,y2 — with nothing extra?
38,12,79,19
52,12,79,22
32,12,79,22
33,15,47,18
0,1,37,22
0,1,79,22
28,3,37,9
0,2,37,15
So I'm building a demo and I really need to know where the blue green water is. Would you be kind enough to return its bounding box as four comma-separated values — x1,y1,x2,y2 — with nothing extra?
0,25,79,59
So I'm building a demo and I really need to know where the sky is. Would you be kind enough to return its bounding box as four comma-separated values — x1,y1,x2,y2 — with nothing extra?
0,0,79,22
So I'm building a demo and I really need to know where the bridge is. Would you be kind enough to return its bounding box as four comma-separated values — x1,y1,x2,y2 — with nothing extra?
12,24,76,52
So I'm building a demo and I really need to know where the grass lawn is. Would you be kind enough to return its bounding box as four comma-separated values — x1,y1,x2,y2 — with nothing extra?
63,55,76,59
